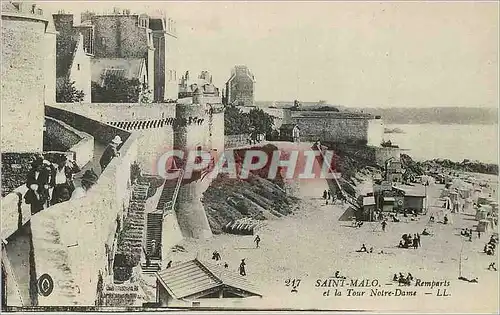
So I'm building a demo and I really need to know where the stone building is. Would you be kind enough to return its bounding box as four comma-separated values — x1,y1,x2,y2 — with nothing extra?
178,70,220,99
225,65,256,107
53,13,92,102
79,10,179,102
150,15,179,101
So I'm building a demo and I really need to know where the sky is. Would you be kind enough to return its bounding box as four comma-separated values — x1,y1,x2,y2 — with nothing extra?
38,1,499,108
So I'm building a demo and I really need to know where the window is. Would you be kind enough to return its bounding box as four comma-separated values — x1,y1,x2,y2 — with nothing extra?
77,64,80,71
139,17,148,28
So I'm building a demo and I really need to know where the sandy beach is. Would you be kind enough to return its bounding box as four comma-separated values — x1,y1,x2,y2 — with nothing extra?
157,166,499,312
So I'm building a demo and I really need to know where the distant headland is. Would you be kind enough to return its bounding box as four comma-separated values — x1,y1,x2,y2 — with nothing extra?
256,102,498,125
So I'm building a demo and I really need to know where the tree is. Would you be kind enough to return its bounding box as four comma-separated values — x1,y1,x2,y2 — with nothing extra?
224,106,251,135
248,108,274,136
139,83,153,104
56,78,85,103
91,73,143,103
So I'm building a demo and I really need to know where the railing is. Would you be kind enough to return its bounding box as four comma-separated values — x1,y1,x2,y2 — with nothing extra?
163,169,184,218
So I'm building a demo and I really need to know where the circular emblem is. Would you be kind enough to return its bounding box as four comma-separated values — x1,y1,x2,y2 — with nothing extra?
37,273,54,297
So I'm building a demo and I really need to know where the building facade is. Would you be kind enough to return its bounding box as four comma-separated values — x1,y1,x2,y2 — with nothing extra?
225,65,256,107
77,10,178,102
53,13,92,103
151,16,178,101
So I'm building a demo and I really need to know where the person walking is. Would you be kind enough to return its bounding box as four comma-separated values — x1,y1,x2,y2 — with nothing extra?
70,170,98,200
24,184,47,215
50,155,80,205
254,235,261,248
99,135,122,172
381,220,387,232
25,157,51,208
239,259,246,276
323,190,328,200
416,233,421,247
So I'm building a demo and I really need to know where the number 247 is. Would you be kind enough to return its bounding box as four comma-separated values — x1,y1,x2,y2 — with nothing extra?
285,279,301,287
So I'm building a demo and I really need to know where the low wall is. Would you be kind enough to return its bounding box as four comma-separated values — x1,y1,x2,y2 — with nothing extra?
328,143,402,169
1,187,30,240
29,132,138,306
45,106,130,145
161,212,184,256
225,134,251,149
45,117,94,167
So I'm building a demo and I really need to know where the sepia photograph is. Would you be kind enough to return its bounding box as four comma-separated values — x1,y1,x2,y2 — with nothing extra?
1,0,498,313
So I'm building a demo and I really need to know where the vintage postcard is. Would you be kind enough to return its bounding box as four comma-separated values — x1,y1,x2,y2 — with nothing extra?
1,0,498,313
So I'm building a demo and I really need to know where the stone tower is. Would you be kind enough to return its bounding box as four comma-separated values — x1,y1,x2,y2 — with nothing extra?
1,2,55,153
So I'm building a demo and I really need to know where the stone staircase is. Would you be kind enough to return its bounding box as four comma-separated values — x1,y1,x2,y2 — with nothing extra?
144,170,184,262
145,213,162,260
116,183,149,267
155,184,176,211
139,261,161,274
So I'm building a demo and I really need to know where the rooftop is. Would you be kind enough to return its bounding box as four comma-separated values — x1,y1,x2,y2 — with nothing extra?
363,196,376,206
91,58,145,83
156,259,262,299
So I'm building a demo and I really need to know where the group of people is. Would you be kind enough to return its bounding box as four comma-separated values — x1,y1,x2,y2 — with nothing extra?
322,189,337,205
393,272,414,286
461,228,479,242
357,244,374,253
398,233,421,249
22,135,124,216
212,250,222,261
23,154,99,215
483,235,497,256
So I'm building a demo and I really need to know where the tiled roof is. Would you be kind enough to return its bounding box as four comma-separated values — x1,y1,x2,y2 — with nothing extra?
393,185,426,197
156,259,220,299
156,259,262,299
363,196,376,206
202,260,261,296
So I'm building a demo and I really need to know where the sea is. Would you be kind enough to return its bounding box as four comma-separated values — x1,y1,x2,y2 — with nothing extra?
384,124,499,165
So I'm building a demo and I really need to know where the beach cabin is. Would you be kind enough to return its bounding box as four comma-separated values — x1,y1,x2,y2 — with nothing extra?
362,196,376,221
463,198,474,213
382,197,395,212
476,205,492,221
393,185,426,214
155,259,262,307
477,219,494,233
